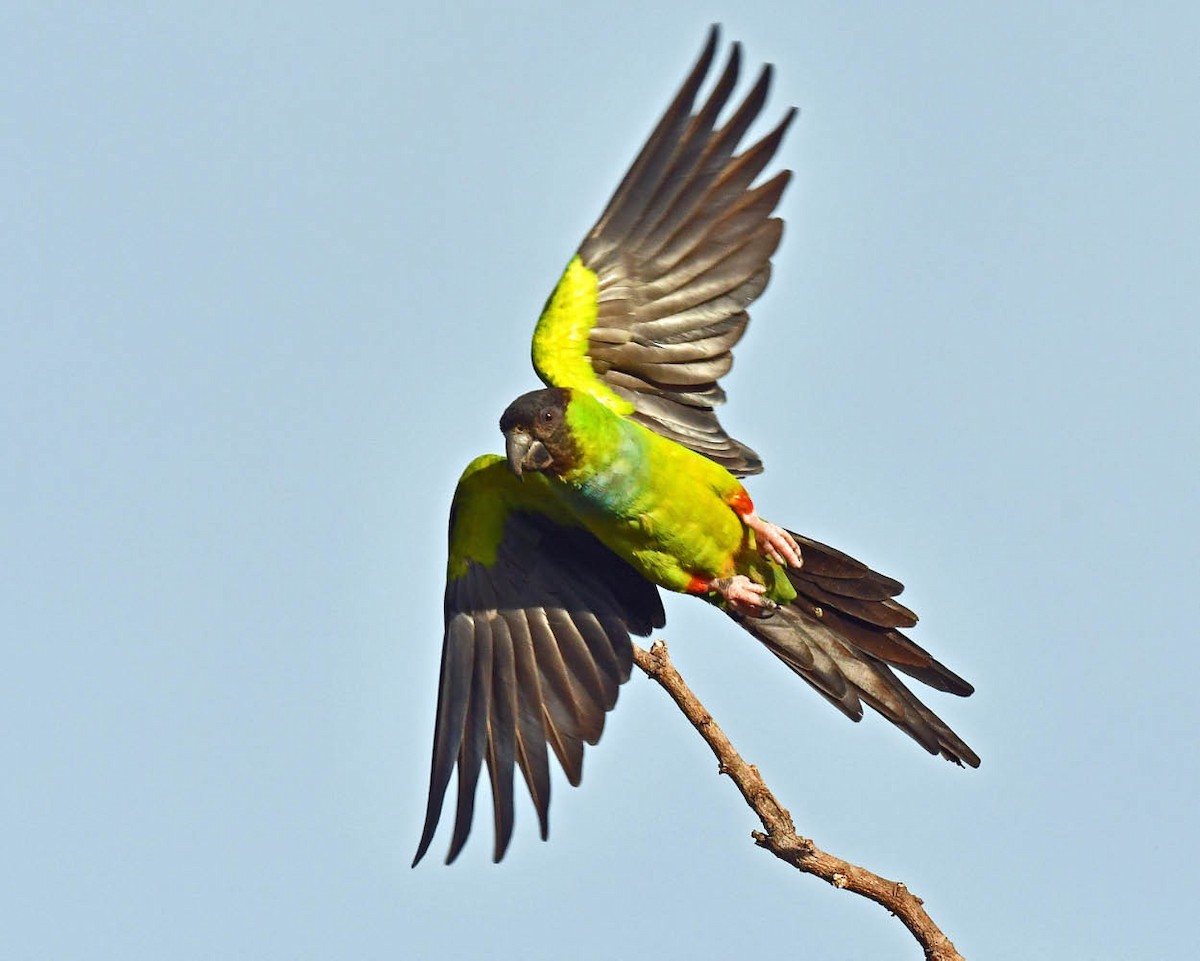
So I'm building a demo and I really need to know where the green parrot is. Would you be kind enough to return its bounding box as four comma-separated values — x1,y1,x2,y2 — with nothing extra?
414,27,978,867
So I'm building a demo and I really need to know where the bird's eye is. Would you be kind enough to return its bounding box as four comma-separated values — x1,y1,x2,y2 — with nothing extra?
540,409,555,424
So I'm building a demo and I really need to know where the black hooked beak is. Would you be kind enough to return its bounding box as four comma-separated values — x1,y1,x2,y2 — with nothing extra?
504,429,553,478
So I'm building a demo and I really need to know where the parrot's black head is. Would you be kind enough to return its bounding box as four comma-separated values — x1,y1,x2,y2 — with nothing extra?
500,388,578,478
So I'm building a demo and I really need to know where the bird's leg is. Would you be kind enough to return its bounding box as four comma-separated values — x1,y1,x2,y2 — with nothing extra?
687,575,778,617
726,488,802,568
743,512,803,568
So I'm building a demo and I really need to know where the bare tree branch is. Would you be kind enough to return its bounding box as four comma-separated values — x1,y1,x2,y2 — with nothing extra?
632,640,966,961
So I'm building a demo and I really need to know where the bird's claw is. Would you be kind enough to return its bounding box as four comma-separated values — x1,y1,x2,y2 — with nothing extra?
713,575,777,618
744,512,802,568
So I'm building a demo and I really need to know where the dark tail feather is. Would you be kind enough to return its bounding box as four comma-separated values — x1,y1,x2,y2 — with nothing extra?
734,532,979,767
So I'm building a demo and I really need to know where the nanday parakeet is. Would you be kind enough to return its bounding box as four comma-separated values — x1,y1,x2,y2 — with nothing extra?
414,27,978,867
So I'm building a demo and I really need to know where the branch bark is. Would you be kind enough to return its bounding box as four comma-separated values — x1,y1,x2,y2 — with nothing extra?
632,640,966,961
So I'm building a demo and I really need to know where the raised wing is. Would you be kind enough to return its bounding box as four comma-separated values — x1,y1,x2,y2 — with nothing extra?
735,532,979,767
532,26,796,477
413,456,665,865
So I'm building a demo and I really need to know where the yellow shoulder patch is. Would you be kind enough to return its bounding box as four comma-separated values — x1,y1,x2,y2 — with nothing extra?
531,255,634,415
446,456,577,580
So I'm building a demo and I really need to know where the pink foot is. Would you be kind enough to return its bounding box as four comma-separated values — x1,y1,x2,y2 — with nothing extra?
712,575,779,617
743,513,803,568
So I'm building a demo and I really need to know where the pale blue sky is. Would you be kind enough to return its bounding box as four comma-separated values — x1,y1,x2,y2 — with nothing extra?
4,3,1199,959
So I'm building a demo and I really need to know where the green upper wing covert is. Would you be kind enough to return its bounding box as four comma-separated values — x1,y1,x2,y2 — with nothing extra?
413,456,665,865
531,26,797,477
